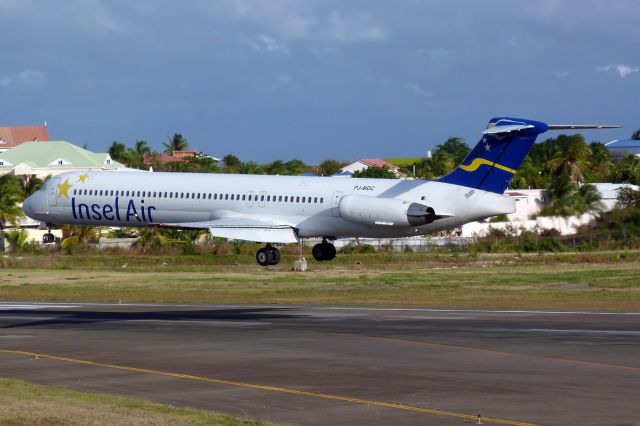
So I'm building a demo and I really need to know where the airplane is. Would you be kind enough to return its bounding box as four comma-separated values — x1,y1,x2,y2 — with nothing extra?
22,117,619,266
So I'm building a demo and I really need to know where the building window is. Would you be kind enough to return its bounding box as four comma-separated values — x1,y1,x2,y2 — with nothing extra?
57,160,63,165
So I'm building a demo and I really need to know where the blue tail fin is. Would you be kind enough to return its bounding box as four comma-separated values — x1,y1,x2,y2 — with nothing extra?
437,117,549,194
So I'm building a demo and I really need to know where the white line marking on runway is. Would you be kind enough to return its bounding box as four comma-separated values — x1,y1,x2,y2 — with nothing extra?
0,304,78,310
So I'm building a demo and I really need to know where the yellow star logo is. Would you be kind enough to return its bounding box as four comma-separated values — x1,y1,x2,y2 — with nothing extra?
57,178,73,199
77,173,90,183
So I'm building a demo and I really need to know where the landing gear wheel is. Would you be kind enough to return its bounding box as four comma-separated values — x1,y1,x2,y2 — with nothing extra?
268,247,280,265
256,245,281,266
42,233,55,244
312,243,325,261
256,248,273,266
312,242,336,261
323,243,336,261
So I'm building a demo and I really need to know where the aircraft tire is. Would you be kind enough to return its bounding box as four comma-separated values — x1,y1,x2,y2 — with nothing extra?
312,243,325,261
256,248,273,266
269,247,280,265
42,233,55,244
322,243,336,261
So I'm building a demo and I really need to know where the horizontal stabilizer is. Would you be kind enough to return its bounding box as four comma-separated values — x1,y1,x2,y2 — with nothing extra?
483,124,534,136
548,124,621,130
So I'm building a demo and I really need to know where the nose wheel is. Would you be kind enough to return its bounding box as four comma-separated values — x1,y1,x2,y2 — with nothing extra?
312,240,336,261
42,224,55,244
256,244,281,266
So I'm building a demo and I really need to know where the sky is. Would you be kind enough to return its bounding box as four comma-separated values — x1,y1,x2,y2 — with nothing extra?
0,0,638,163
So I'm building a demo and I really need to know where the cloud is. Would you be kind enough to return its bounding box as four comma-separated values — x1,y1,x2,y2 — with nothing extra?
553,70,570,79
0,77,10,87
247,34,289,55
596,64,638,78
17,70,45,87
403,82,432,97
325,11,389,42
272,73,294,90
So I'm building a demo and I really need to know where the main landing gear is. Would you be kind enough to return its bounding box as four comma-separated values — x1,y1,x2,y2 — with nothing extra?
42,224,55,244
312,239,336,262
256,244,281,266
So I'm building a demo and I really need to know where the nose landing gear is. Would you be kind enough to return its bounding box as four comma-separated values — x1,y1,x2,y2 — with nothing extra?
312,239,336,262
256,244,281,266
42,224,55,244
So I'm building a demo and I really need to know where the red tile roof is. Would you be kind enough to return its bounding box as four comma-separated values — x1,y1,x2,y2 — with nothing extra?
0,126,49,148
144,151,197,165
359,159,399,169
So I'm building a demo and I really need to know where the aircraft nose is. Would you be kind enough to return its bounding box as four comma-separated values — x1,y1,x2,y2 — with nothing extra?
22,192,41,219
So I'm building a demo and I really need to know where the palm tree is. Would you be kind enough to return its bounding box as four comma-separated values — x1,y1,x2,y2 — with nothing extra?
124,140,152,169
162,133,189,153
0,174,25,252
4,229,28,253
548,135,591,183
20,175,46,197
108,141,127,163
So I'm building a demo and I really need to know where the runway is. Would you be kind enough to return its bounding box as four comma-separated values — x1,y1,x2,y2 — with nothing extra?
1,302,639,425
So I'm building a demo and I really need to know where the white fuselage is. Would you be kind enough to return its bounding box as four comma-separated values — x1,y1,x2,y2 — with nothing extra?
23,170,515,241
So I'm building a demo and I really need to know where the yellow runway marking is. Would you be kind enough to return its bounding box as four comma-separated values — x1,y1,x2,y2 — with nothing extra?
0,349,538,426
327,333,640,374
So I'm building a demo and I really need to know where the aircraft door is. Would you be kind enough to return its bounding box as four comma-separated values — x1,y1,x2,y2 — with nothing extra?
331,191,343,217
246,191,254,207
258,191,266,208
48,178,59,206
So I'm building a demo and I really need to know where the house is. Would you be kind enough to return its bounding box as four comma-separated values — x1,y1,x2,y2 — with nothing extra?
339,159,406,177
144,150,221,166
605,140,640,160
0,141,128,179
0,125,49,153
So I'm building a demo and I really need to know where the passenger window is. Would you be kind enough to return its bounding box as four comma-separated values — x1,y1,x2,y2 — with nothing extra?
320,197,324,203
180,193,184,198
115,190,118,196
278,196,282,202
225,194,229,200
296,196,300,202
260,195,264,201
231,194,235,200
242,195,245,201
314,197,318,203
267,195,270,202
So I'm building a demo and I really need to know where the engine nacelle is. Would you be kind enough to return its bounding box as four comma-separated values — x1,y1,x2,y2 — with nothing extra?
338,195,437,227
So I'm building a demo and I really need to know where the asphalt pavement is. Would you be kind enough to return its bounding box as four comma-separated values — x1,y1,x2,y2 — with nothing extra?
1,302,640,425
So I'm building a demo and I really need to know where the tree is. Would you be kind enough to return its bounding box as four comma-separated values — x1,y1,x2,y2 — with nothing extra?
612,155,640,185
318,159,343,176
352,166,397,179
222,154,242,172
632,129,640,140
432,150,456,177
162,133,189,153
617,186,640,209
4,229,28,253
125,140,152,169
547,134,591,183
0,174,24,252
540,176,603,216
433,137,470,165
20,175,46,197
108,141,127,163
586,142,613,182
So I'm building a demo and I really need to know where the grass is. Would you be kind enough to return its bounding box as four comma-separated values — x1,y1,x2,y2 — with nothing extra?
1,251,639,310
383,157,422,167
0,377,275,426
